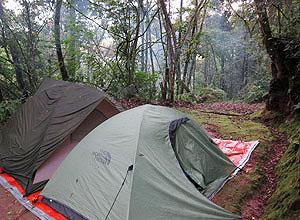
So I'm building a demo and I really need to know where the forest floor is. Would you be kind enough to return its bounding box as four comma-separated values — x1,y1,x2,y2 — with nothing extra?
0,188,38,220
0,101,291,219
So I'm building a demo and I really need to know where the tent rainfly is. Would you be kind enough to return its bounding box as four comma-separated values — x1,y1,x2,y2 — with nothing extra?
0,78,121,195
41,104,241,220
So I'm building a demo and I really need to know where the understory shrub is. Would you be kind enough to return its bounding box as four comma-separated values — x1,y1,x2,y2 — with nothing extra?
240,84,268,103
179,86,227,103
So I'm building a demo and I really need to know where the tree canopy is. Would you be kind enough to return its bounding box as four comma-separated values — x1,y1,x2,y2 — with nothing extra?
0,0,299,115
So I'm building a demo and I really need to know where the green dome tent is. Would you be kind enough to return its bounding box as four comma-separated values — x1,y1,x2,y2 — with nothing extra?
41,104,240,220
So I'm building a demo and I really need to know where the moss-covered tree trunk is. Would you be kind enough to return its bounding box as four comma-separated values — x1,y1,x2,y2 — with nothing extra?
254,0,300,114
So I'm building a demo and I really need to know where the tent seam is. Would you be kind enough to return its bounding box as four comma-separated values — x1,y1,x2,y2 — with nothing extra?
125,105,148,220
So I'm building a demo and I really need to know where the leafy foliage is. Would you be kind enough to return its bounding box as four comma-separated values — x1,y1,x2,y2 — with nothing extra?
0,99,21,122
240,84,268,103
133,71,159,100
178,86,226,103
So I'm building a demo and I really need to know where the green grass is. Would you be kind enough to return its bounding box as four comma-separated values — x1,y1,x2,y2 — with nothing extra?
182,108,272,141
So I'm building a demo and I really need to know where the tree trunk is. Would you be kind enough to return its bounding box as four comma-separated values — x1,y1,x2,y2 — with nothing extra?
192,56,196,89
147,10,156,96
149,35,155,75
181,53,191,94
210,44,218,86
11,52,29,100
241,55,248,87
0,1,29,100
204,58,208,85
140,0,145,72
158,12,168,100
145,3,149,73
175,0,184,97
128,0,142,85
180,3,198,95
158,0,177,101
66,0,77,78
23,0,37,89
220,52,225,90
0,87,3,102
54,0,69,81
254,0,291,113
187,53,196,87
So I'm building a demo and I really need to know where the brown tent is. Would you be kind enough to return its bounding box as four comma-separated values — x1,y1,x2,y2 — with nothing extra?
0,78,121,194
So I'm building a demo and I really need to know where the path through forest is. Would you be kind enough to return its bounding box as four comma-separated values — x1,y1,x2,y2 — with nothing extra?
240,127,288,219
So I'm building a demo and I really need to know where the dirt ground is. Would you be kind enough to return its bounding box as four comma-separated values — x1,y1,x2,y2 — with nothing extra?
0,185,38,220
239,128,288,219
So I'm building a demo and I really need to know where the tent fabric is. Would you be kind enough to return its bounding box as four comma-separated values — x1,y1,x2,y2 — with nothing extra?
41,105,240,220
0,78,121,194
169,117,204,191
33,140,79,184
172,119,236,198
43,198,86,220
0,136,258,220
33,107,108,185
